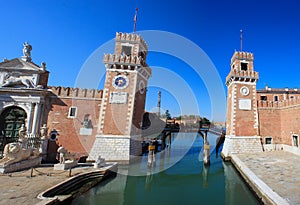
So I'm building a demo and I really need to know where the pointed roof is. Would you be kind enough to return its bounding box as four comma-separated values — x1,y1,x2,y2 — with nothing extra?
0,58,42,72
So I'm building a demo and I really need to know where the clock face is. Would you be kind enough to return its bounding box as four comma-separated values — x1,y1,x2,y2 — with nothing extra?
112,75,129,89
240,86,250,96
139,80,145,94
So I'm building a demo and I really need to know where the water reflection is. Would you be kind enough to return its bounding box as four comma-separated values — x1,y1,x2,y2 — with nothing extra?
73,133,260,205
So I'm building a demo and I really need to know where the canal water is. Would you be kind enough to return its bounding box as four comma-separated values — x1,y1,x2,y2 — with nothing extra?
73,133,260,205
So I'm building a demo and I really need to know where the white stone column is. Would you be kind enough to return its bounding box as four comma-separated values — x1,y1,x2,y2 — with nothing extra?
31,103,40,135
27,103,34,133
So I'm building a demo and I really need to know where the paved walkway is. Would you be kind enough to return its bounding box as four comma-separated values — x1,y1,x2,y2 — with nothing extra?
235,151,300,205
0,166,96,205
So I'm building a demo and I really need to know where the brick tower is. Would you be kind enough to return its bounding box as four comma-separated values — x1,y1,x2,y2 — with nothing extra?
89,32,151,163
221,51,263,160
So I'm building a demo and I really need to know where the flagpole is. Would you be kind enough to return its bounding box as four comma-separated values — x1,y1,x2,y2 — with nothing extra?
133,7,138,33
240,29,243,51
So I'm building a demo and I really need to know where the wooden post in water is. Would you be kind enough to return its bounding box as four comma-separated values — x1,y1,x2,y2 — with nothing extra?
203,130,210,166
148,141,156,167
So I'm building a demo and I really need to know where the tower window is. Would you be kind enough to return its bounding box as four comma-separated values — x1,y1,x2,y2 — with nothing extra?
274,96,278,102
241,62,248,71
68,107,77,118
122,46,132,56
260,96,267,101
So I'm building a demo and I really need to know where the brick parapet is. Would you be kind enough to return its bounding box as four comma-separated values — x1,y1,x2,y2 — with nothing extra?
48,86,103,99
230,51,254,63
103,54,147,67
115,32,148,51
257,98,300,109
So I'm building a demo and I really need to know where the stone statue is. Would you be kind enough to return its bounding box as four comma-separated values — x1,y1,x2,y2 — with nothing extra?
41,62,46,71
83,118,89,128
40,124,47,139
93,155,106,168
18,124,27,149
39,124,48,161
0,142,39,166
0,123,41,171
57,146,75,164
23,42,32,57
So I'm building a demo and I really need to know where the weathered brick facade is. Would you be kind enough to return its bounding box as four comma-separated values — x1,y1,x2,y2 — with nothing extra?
88,32,151,162
257,88,300,147
46,86,102,158
223,51,300,159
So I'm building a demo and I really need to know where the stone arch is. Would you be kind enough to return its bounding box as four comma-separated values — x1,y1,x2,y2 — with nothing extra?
0,106,27,157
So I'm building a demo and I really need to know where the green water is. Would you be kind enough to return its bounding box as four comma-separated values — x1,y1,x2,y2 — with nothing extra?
73,133,260,205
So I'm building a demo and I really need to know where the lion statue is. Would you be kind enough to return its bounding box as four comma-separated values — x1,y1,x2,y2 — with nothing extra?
0,142,40,166
57,146,75,164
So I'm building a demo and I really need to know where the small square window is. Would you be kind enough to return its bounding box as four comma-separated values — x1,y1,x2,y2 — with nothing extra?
68,107,77,118
265,137,272,144
122,46,132,56
260,96,267,101
241,62,248,71
274,96,278,102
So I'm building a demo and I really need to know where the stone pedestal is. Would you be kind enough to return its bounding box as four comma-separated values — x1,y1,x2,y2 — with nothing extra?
53,161,78,170
221,136,263,160
0,157,42,174
89,135,142,163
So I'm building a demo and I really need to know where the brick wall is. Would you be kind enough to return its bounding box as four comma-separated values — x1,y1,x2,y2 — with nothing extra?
101,72,136,135
257,90,300,146
258,108,281,144
280,105,300,145
46,87,102,156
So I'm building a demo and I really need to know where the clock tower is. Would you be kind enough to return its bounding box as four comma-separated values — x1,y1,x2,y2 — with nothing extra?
89,32,151,163
221,51,263,160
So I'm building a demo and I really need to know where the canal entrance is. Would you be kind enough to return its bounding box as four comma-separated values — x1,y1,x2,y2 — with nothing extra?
73,133,260,205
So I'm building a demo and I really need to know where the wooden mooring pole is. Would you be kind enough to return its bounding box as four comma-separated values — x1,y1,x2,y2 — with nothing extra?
203,131,210,166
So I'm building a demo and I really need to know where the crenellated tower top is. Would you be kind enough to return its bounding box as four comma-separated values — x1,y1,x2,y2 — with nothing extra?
115,32,148,51
103,32,151,79
226,51,258,86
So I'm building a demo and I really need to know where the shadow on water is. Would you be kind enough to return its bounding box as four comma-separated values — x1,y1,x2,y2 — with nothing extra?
72,133,261,205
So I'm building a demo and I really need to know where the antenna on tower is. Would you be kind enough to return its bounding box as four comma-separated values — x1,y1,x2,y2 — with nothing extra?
133,7,138,33
240,29,243,51
157,91,161,117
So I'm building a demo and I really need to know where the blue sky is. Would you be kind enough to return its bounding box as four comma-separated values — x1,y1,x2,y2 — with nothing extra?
0,0,299,122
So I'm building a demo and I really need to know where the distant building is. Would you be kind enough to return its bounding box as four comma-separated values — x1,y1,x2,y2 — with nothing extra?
222,51,300,159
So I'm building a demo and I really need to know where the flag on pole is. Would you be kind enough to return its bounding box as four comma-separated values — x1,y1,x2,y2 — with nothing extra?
134,7,138,22
133,7,138,33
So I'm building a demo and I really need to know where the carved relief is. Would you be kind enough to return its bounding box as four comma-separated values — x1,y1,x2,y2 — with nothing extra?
0,72,36,88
